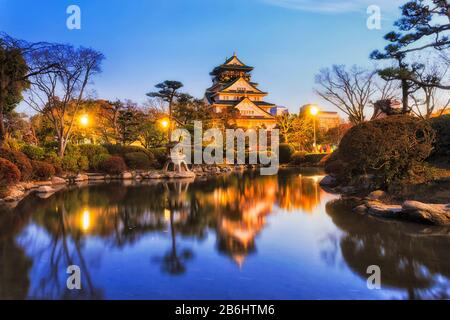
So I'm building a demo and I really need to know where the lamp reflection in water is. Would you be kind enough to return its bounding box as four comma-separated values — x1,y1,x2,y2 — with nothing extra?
81,209,91,232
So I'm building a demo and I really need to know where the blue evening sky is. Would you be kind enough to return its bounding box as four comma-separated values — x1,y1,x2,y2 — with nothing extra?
0,0,405,115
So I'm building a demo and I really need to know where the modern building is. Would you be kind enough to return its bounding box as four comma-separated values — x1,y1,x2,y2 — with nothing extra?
270,106,289,116
205,54,277,130
300,104,341,131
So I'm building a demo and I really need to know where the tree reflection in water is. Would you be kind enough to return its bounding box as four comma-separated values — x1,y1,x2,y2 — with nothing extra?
153,180,194,275
0,168,448,299
325,199,450,299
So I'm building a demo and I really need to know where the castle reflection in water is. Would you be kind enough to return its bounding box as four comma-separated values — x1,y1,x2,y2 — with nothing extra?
1,168,449,300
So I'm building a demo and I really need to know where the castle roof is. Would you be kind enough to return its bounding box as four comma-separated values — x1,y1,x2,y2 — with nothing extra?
210,54,254,76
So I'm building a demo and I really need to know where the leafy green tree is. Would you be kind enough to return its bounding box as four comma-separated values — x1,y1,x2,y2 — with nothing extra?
0,39,29,146
173,93,214,132
116,100,145,145
147,81,184,138
276,113,296,144
139,121,167,149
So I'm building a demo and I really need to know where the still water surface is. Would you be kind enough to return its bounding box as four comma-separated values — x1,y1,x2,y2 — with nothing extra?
1,168,449,299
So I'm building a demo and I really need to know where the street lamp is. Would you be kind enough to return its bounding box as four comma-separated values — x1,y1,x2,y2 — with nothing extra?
309,105,319,152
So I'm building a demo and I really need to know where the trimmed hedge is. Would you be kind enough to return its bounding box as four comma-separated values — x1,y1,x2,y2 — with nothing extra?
32,160,56,181
279,143,295,164
0,147,33,181
429,114,450,160
124,152,154,170
21,145,45,160
0,158,21,186
149,147,168,168
100,156,127,175
79,144,110,171
62,145,89,173
325,115,435,186
103,144,152,157
290,151,307,165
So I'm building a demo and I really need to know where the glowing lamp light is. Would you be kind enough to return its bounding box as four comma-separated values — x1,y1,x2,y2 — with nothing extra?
310,106,319,116
160,119,169,129
80,114,89,126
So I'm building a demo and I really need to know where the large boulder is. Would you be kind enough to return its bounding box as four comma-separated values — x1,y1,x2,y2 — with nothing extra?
2,185,25,202
402,201,450,226
366,200,402,218
36,185,55,194
319,175,337,188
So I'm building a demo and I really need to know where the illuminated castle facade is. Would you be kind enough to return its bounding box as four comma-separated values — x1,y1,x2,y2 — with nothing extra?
205,54,277,130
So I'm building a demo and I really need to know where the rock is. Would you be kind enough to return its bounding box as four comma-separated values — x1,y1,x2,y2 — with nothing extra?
135,175,143,181
402,201,450,226
353,204,368,215
51,176,67,185
366,200,402,218
340,186,356,194
3,185,25,202
75,174,88,182
319,175,337,188
148,172,164,179
34,180,52,186
88,174,106,181
166,172,176,179
367,190,387,201
174,171,196,179
19,182,37,190
36,186,55,194
122,172,133,180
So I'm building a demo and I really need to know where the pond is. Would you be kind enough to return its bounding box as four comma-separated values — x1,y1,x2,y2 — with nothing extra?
0,168,449,300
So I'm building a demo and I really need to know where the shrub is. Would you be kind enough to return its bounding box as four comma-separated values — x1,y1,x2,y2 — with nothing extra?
100,156,127,175
103,144,153,157
21,145,45,160
79,144,110,171
0,147,33,181
0,158,21,186
290,151,307,165
325,115,435,186
304,153,329,164
124,152,155,170
45,151,63,175
91,153,111,171
429,114,450,160
32,160,56,180
278,143,295,164
62,145,89,173
149,147,168,168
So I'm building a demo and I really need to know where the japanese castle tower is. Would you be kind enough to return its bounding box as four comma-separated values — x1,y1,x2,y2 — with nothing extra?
205,54,277,130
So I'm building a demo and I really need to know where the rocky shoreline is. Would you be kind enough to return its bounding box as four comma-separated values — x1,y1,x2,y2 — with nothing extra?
0,164,245,208
320,175,450,226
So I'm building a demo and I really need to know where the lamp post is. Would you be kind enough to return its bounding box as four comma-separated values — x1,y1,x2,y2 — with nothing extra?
309,105,319,152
